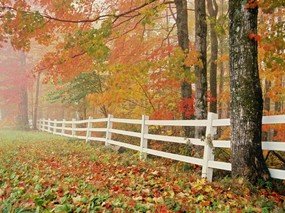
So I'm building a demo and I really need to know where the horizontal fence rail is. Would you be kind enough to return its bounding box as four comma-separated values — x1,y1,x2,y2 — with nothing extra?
37,113,285,182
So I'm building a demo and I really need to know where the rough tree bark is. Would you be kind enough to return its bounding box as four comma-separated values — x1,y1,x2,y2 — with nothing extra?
229,0,270,182
207,0,218,113
194,0,207,138
174,0,193,137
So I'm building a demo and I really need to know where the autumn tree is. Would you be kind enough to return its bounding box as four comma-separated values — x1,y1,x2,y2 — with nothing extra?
207,0,218,113
17,52,29,129
0,45,31,129
229,0,270,182
194,0,207,124
32,72,40,130
48,71,108,118
172,0,196,137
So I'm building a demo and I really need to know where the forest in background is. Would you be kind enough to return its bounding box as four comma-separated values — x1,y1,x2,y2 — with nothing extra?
0,0,284,140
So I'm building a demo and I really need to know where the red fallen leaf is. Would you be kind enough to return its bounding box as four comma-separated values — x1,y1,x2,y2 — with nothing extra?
245,3,250,9
172,184,181,193
155,206,168,213
201,201,211,206
57,185,64,197
127,200,136,208
58,185,63,193
69,187,77,195
5,187,12,194
249,32,256,40
160,206,168,213
152,189,161,198
271,192,278,196
113,185,120,191
102,202,112,209
261,189,268,195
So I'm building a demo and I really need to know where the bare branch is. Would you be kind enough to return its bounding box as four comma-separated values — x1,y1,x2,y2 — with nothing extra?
112,13,141,29
0,0,157,24
107,15,145,42
161,22,176,47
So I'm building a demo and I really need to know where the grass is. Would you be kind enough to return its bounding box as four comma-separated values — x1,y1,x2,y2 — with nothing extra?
0,129,284,212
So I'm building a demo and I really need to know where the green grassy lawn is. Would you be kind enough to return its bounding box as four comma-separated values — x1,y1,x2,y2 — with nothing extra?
0,130,284,213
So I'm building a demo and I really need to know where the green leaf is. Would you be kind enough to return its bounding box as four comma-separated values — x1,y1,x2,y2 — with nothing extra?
34,184,42,191
54,204,74,213
34,197,45,207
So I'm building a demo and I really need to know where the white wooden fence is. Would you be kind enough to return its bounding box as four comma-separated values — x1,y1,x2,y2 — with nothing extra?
37,113,285,182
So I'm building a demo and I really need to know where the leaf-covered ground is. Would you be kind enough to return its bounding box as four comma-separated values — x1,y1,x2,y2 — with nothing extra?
0,130,284,213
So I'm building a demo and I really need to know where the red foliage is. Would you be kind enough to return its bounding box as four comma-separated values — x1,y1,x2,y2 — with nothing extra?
150,106,175,120
178,97,195,119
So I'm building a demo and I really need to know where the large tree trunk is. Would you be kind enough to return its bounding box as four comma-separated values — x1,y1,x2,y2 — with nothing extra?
229,0,270,182
194,0,207,138
174,0,193,137
207,0,218,113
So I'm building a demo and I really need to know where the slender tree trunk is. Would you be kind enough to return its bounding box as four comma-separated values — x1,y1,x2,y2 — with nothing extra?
33,72,41,130
218,38,225,118
229,0,270,182
218,47,225,118
264,80,271,112
263,80,272,141
194,0,207,138
207,0,218,113
218,0,229,119
17,52,29,130
174,0,193,137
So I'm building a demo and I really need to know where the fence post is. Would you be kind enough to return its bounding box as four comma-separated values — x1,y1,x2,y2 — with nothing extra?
48,118,51,132
53,119,57,134
86,116,93,142
72,118,76,137
61,119,66,136
105,114,113,147
202,112,218,182
140,115,149,160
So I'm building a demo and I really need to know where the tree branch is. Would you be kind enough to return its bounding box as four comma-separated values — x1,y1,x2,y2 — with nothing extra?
161,22,176,47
